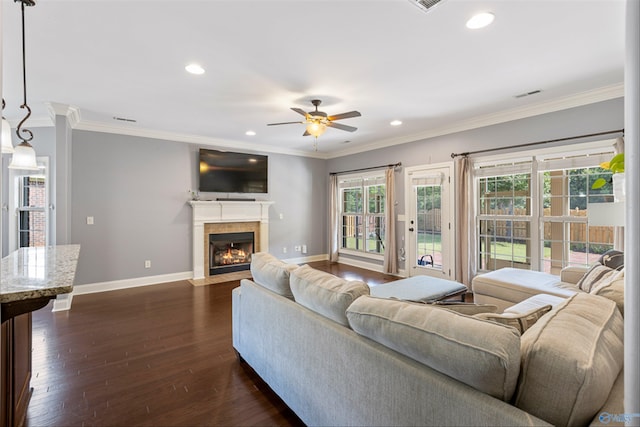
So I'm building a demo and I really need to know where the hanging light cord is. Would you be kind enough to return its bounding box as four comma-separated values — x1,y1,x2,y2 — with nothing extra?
15,0,35,145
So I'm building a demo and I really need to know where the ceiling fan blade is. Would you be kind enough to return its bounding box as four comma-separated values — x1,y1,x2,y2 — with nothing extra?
327,122,357,132
327,111,361,121
291,107,310,118
267,121,304,126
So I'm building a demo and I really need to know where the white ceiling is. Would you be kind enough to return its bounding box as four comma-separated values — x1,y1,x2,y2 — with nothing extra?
1,0,626,159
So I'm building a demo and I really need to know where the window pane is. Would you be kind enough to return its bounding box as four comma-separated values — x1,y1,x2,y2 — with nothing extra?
367,185,385,214
20,176,46,209
416,185,442,268
365,215,385,254
342,188,362,213
18,210,46,248
341,215,363,250
478,219,531,271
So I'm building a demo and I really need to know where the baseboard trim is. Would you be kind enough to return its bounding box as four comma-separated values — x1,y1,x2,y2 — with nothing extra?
60,271,194,309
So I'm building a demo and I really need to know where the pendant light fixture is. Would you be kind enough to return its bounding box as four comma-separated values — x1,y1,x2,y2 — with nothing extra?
1,99,15,154
9,0,39,171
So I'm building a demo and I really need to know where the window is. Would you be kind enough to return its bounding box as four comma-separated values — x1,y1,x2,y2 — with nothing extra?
18,175,47,248
339,174,386,255
474,145,616,274
476,162,533,271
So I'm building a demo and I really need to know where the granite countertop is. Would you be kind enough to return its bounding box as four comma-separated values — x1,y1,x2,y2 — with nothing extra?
0,245,80,303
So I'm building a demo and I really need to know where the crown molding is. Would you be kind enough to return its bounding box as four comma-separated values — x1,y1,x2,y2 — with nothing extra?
42,83,623,161
45,102,82,128
326,83,624,159
71,118,329,159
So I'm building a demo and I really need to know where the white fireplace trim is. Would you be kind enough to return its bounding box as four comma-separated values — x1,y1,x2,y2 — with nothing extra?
189,200,274,279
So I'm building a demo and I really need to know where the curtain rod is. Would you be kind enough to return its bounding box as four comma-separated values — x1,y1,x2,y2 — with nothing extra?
450,129,624,159
329,162,401,176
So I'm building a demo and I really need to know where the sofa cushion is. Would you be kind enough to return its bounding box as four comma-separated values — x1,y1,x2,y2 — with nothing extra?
346,296,521,402
598,249,624,270
591,268,624,316
250,252,298,298
290,264,369,326
474,305,552,334
514,293,624,427
576,263,617,292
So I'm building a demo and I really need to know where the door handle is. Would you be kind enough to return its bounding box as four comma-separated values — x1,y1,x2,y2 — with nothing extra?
409,227,414,232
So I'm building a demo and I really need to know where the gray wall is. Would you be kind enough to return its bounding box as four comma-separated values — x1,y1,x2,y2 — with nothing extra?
267,152,328,258
69,130,327,286
327,98,625,270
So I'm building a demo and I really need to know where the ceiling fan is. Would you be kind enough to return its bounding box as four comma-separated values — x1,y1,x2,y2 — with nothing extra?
267,99,361,138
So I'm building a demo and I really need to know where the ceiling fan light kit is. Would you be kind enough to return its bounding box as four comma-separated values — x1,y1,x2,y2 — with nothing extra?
267,99,361,148
306,121,327,138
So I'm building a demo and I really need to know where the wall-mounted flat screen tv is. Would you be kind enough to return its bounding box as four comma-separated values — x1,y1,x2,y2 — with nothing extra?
199,149,268,193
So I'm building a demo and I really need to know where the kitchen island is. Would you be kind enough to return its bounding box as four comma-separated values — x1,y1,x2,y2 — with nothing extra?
1,244,80,427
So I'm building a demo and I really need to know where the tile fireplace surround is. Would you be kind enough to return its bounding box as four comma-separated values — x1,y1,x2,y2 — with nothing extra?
189,200,274,281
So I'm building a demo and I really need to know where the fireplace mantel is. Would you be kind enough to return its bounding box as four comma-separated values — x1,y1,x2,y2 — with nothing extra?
189,200,274,280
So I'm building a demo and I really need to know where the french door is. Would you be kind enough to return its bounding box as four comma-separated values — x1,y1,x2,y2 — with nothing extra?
405,164,455,279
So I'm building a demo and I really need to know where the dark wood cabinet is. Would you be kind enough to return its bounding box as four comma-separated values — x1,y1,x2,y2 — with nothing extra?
1,312,33,427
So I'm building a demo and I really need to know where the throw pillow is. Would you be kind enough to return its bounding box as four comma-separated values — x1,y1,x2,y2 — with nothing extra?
591,268,624,316
576,263,617,292
474,305,552,334
598,249,624,270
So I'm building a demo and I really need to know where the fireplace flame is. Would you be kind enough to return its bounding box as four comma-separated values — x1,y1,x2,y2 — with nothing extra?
220,247,247,265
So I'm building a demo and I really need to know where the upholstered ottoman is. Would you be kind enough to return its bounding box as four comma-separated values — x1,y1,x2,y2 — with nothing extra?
472,268,579,312
370,275,467,303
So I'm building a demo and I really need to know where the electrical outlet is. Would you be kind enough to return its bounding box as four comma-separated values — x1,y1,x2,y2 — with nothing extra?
86,216,94,225
282,247,287,254
145,260,151,269
294,245,301,252
302,245,307,254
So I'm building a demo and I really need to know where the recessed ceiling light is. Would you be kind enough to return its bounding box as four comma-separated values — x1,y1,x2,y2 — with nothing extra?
466,12,494,29
390,120,403,126
185,63,205,75
245,130,256,136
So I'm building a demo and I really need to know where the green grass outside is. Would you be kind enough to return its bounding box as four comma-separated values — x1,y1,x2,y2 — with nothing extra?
346,233,555,260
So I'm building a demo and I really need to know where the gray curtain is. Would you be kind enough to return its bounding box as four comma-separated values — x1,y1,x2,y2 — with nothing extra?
454,156,476,286
383,167,397,274
613,136,625,251
329,174,339,262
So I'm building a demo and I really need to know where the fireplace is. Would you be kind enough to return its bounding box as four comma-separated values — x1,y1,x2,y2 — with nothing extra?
209,232,254,275
189,200,273,282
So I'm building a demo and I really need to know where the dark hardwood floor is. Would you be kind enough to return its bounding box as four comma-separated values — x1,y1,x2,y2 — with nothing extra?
26,261,398,427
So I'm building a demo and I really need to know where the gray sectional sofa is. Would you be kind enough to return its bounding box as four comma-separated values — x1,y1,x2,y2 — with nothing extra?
232,253,624,426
